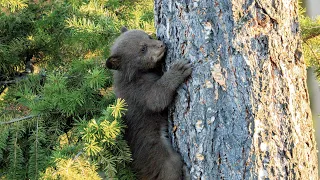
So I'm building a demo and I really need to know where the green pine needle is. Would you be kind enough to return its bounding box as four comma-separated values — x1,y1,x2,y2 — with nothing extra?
110,98,127,119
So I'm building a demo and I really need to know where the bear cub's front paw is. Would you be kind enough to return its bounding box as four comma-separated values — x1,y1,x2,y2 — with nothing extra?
171,60,192,79
168,60,192,85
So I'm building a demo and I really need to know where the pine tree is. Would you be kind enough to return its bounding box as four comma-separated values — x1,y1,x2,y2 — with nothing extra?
0,0,154,179
1,0,317,179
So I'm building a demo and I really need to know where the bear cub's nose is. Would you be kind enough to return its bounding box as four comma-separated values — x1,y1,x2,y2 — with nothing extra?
157,41,165,48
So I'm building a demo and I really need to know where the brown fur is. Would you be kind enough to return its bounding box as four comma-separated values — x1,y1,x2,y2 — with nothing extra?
106,27,191,180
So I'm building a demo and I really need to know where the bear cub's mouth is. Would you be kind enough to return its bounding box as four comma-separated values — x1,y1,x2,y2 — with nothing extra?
157,50,165,59
157,46,166,60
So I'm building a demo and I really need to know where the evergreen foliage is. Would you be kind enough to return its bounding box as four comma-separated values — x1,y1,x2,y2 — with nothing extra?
39,99,133,179
299,6,320,78
0,0,154,179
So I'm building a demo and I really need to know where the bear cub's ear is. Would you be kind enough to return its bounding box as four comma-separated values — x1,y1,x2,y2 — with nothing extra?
106,56,121,70
121,27,128,33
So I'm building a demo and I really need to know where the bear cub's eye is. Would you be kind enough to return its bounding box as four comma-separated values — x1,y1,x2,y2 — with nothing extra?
141,45,147,53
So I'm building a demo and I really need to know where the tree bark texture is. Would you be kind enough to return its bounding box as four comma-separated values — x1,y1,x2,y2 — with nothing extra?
155,0,318,179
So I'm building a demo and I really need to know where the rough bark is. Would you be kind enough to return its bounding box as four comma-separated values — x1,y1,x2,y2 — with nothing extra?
154,0,318,179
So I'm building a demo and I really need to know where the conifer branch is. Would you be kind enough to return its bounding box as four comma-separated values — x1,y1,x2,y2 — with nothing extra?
0,114,38,125
73,151,83,160
304,41,320,61
303,32,320,41
0,79,17,85
0,73,30,85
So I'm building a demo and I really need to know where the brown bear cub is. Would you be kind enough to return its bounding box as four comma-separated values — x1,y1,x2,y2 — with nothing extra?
106,27,191,180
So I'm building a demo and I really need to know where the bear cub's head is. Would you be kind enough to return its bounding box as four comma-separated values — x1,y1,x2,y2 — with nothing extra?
106,27,166,72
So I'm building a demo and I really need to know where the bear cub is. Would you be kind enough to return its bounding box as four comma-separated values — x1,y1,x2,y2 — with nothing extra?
106,27,191,180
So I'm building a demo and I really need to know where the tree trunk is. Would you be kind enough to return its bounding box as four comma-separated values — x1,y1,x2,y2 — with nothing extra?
154,0,318,179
